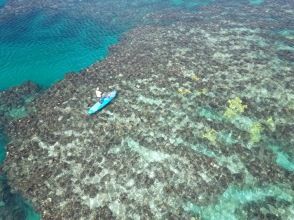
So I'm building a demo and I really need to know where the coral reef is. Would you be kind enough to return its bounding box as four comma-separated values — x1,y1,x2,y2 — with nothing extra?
249,122,263,144
223,97,247,119
0,81,42,219
0,81,41,130
1,0,294,219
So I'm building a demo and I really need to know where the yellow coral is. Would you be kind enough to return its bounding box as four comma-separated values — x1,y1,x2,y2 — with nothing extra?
265,117,275,132
191,74,200,81
249,122,263,143
196,88,208,96
178,88,192,95
288,100,294,110
224,97,247,119
201,88,208,95
202,128,217,145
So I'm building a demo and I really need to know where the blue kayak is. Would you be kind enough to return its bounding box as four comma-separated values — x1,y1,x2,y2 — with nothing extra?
87,90,117,115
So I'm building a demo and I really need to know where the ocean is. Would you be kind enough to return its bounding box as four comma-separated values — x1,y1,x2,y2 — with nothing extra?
0,0,293,219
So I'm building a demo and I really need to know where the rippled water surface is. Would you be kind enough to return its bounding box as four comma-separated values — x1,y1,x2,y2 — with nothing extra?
0,10,121,90
2,1,217,219
0,0,201,90
0,0,293,219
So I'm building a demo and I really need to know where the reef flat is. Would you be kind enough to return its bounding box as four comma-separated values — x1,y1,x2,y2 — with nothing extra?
0,81,41,130
2,0,294,219
0,81,41,219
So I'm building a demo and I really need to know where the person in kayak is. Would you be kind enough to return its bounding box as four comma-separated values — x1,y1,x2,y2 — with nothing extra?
96,87,106,103
96,87,109,104
87,89,117,115
96,87,102,98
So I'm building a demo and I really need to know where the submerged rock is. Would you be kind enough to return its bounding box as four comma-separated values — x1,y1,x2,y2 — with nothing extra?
0,81,42,219
2,1,294,219
0,81,41,130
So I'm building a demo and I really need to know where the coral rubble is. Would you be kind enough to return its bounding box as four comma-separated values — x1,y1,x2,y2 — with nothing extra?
2,0,294,219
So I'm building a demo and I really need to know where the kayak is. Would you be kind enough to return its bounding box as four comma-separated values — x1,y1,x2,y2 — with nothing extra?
87,90,117,115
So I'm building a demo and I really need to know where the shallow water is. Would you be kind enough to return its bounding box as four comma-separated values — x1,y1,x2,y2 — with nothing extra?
0,134,5,164
0,0,293,219
1,1,119,219
1,1,218,219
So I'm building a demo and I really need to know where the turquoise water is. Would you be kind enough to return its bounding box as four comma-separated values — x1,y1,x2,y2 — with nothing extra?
0,175,41,220
0,0,6,7
0,0,293,219
0,10,120,90
0,134,6,164
0,8,120,218
171,0,214,7
249,0,264,5
0,2,122,219
1,134,40,219
185,184,293,219
0,0,219,91
0,1,164,219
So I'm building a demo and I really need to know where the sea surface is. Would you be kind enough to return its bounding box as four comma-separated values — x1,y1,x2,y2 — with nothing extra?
0,10,121,91
0,0,293,219
3,1,215,218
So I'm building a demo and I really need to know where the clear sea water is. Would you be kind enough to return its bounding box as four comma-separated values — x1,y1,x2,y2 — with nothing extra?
0,0,121,217
0,10,121,91
3,1,209,218
0,0,293,219
0,0,203,91
0,0,6,7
